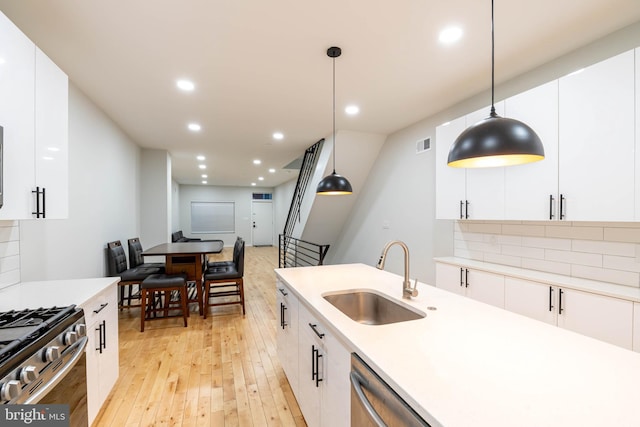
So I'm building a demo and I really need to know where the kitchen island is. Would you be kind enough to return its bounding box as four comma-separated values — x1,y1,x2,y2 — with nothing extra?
275,263,640,427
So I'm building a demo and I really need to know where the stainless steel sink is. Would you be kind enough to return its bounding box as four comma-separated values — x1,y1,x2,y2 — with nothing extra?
323,290,425,325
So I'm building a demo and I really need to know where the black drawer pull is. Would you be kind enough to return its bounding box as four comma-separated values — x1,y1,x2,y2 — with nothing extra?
309,323,325,339
278,287,288,296
93,302,108,314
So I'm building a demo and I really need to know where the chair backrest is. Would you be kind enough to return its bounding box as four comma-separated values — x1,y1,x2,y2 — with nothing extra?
232,237,243,265
128,237,144,268
235,240,245,276
171,231,183,242
107,240,128,275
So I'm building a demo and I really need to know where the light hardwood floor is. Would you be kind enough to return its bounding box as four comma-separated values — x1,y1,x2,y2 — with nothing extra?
93,246,306,427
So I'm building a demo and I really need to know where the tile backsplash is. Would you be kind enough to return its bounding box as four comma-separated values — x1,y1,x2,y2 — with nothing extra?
0,221,20,290
454,221,640,288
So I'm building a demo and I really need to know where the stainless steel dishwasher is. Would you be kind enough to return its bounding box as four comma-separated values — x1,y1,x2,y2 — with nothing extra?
350,353,431,427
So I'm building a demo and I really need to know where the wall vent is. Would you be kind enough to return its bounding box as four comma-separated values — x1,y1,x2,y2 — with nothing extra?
416,137,431,154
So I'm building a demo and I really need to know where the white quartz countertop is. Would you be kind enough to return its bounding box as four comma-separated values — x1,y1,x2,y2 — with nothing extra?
275,263,640,427
0,277,120,311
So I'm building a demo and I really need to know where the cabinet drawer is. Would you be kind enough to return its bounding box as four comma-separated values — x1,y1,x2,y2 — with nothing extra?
81,285,116,327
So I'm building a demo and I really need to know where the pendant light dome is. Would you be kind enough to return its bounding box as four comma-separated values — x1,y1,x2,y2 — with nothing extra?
317,46,353,195
447,0,544,168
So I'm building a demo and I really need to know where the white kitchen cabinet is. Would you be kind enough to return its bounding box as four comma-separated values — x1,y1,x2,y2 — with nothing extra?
633,303,640,352
276,280,299,396
34,47,68,219
504,81,560,220
558,49,635,221
504,277,633,349
296,301,350,427
82,284,120,426
0,12,68,220
435,262,505,308
0,12,36,220
435,104,505,220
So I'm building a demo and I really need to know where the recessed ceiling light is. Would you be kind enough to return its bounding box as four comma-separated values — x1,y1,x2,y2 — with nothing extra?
196,155,205,161
258,176,264,181
253,159,261,165
439,26,463,44
202,180,207,184
268,168,276,173
201,174,208,178
188,123,202,132
198,164,206,170
176,79,195,91
345,105,360,115
251,182,256,186
273,132,284,140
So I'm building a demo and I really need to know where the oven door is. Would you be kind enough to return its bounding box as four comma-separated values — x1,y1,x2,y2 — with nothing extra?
26,336,88,427
350,353,430,427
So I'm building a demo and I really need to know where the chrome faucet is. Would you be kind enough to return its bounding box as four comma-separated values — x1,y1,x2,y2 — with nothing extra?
376,240,418,299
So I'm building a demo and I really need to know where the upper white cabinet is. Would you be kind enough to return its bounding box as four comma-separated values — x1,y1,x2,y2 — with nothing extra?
0,12,36,220
0,12,68,220
35,47,68,219
558,49,635,221
435,103,505,220
504,81,559,220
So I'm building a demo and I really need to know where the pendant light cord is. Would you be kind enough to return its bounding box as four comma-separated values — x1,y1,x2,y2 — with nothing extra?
490,0,496,117
332,55,337,174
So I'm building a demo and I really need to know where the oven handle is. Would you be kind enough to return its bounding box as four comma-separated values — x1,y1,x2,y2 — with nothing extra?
23,336,88,404
350,370,387,427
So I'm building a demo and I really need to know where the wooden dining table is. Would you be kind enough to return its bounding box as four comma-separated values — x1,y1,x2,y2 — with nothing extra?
142,240,224,315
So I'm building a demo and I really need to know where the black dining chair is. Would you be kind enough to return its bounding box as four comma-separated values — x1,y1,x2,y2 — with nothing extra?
202,238,245,318
128,237,166,271
106,240,164,309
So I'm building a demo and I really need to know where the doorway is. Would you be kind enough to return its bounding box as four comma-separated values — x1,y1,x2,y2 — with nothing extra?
252,200,273,246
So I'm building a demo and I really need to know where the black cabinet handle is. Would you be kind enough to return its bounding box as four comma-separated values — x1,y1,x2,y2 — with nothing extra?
95,321,106,354
315,351,323,387
31,187,46,218
459,268,464,287
308,323,325,339
465,268,469,288
280,303,288,329
42,187,46,219
560,194,566,220
460,200,464,219
93,302,108,314
465,200,470,219
549,195,555,220
548,286,554,312
559,289,564,314
311,345,316,381
278,288,288,296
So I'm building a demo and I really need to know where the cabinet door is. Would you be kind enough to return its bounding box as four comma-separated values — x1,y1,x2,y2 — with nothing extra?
0,12,35,219
633,303,640,353
464,103,506,220
504,277,556,325
504,81,559,220
557,288,633,349
35,48,68,219
465,269,505,308
276,283,299,397
559,50,635,221
99,290,119,406
435,116,467,219
435,263,465,296
321,332,350,427
297,304,323,427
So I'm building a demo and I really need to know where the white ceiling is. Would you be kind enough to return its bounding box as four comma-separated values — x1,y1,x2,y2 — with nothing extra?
1,0,639,187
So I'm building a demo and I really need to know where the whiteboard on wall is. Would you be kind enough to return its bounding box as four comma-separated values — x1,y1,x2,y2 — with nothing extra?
191,201,235,233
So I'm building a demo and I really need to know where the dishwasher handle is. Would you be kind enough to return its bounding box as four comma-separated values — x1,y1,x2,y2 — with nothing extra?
350,370,387,427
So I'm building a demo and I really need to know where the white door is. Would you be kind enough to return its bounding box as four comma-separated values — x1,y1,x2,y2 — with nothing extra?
252,200,273,246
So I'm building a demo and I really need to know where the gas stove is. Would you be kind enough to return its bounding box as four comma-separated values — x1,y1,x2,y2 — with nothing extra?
0,305,86,404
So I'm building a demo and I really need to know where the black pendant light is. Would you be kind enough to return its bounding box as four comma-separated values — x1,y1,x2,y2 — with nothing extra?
317,46,353,195
447,0,544,168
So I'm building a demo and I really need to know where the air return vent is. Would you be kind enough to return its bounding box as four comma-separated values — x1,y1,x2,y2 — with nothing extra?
416,137,431,154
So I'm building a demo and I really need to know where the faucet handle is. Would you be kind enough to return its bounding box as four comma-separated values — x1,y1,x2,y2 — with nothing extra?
410,278,419,297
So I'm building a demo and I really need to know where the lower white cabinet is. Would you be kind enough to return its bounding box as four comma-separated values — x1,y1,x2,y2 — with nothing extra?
276,281,299,396
435,263,505,308
276,281,350,427
81,284,120,426
504,277,633,349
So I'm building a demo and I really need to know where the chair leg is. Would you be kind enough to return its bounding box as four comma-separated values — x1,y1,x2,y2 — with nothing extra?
181,286,188,327
203,281,210,319
239,278,245,315
120,285,125,310
140,288,147,332
196,280,204,316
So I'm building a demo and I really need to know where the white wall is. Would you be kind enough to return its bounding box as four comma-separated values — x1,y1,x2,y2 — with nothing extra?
19,83,141,281
329,21,640,286
178,184,273,247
